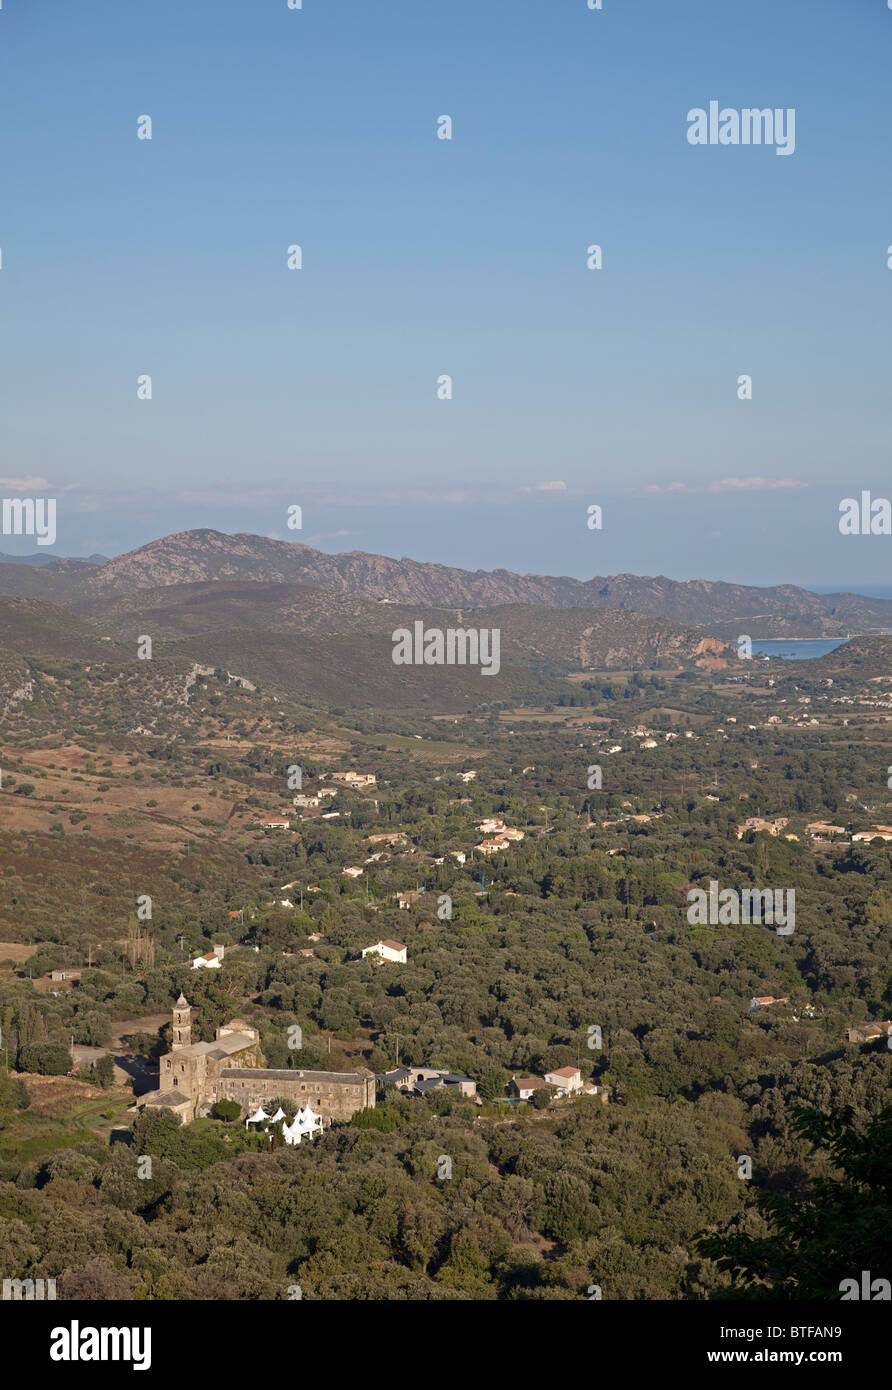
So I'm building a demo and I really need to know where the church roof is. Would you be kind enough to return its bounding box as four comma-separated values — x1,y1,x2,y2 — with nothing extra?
173,1032,256,1060
220,1066,368,1083
139,1088,192,1108
176,993,189,1006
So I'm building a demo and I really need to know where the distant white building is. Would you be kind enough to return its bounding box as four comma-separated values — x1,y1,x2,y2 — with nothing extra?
362,939,407,964
750,995,789,1013
192,951,222,970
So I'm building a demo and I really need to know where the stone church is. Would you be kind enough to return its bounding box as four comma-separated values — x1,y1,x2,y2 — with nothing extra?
136,994,376,1125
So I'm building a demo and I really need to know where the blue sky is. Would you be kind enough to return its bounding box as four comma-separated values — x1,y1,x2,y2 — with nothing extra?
1,0,891,589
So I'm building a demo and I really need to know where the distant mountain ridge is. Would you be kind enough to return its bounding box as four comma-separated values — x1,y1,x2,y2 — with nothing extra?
0,551,107,567
0,527,889,637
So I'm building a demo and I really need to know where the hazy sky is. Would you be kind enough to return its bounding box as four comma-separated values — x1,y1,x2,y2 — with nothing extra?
1,0,891,589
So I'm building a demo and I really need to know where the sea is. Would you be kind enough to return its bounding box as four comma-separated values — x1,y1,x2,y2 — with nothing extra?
749,583,892,659
751,639,849,660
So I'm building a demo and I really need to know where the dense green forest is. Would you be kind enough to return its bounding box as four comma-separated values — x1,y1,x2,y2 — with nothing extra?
1,657,890,1299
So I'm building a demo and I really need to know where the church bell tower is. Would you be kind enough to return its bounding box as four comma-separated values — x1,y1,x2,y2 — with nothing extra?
172,993,193,1051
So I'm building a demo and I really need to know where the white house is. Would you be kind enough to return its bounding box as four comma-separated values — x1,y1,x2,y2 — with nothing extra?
476,837,510,855
362,939,407,964
543,1065,583,1095
509,1076,548,1101
192,951,222,970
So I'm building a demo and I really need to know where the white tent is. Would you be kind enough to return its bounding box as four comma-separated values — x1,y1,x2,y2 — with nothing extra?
269,1107,287,1123
245,1106,269,1127
282,1104,323,1146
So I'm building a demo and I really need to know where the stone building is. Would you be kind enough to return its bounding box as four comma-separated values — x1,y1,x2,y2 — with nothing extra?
136,994,375,1125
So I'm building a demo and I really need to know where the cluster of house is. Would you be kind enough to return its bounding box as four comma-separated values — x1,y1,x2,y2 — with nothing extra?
377,1063,604,1106
293,788,337,809
600,728,695,756
852,826,892,843
806,820,848,840
380,1065,478,1098
475,818,526,855
736,816,790,839
805,821,892,845
508,1066,604,1102
258,772,377,829
733,816,892,847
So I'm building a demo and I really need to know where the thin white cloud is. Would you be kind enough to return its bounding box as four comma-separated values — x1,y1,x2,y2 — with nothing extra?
646,477,806,495
518,480,567,494
0,476,51,491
